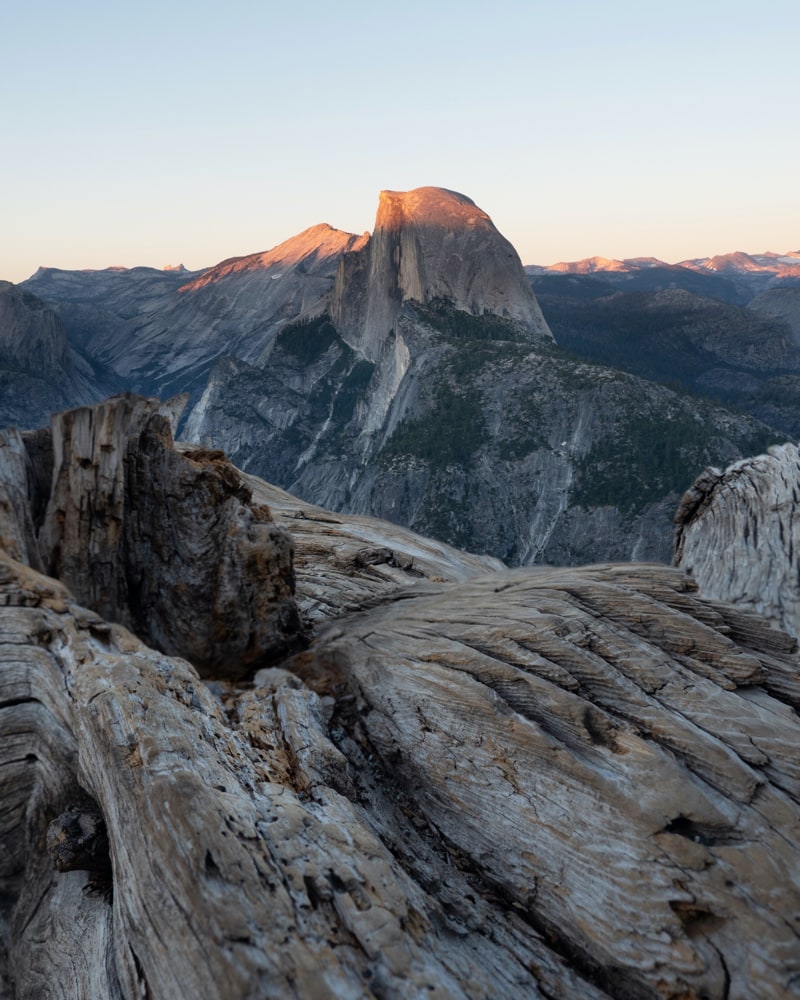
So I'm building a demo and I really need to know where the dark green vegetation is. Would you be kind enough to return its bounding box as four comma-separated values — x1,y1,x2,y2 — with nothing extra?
571,408,780,514
412,298,529,343
274,314,339,363
382,384,489,467
533,283,800,438
371,303,782,559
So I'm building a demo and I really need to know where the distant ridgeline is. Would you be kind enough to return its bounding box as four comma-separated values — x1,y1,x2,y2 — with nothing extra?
3,190,791,565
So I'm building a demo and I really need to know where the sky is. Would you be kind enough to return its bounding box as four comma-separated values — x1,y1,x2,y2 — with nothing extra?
2,0,798,283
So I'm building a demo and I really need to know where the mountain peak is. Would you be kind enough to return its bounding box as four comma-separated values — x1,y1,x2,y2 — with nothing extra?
179,224,368,293
331,186,552,359
375,187,483,229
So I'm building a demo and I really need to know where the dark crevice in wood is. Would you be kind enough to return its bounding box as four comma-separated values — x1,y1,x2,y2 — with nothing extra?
662,815,740,847
129,945,153,1000
46,797,113,902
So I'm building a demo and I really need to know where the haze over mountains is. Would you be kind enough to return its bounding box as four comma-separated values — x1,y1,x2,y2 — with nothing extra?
2,187,795,565
527,249,800,303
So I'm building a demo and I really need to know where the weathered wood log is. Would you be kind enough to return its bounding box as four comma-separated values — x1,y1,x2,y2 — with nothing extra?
1,549,799,998
0,397,799,999
675,443,800,638
9,395,306,679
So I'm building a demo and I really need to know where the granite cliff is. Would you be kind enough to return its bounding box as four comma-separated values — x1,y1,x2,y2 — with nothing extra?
0,395,798,999
0,281,113,428
330,186,552,360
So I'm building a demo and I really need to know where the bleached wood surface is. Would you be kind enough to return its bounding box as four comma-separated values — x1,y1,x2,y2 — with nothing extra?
675,443,800,638
1,396,799,998
1,549,798,998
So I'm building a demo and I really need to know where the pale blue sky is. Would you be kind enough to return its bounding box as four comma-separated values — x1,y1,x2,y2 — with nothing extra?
2,0,798,282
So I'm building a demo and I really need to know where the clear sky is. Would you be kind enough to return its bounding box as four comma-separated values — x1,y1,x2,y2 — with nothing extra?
2,0,798,283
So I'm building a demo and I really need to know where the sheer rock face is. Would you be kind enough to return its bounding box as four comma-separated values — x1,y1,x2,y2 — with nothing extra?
331,186,553,360
37,394,186,618
675,443,800,638
8,395,305,678
0,281,106,429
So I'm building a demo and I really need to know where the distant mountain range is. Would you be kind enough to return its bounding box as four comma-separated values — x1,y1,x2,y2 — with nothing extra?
526,253,800,438
1,190,792,565
526,250,800,303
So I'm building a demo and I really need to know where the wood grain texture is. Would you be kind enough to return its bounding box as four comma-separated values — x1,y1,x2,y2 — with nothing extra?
0,396,798,998
675,444,800,638
1,549,798,998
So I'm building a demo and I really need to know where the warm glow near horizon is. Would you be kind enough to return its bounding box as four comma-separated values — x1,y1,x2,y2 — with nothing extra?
2,1,798,286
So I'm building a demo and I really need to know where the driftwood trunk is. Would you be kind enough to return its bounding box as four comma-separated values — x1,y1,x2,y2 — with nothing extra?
1,397,799,999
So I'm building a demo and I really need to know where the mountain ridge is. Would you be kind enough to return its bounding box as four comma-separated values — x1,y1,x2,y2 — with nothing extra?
527,249,800,303
5,187,788,566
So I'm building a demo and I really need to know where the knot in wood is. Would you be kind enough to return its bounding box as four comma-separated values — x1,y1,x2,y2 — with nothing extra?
46,805,111,875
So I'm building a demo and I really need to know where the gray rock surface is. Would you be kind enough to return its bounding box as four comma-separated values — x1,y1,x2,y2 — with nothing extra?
23,225,366,399
0,428,40,568
675,442,800,639
225,455,506,621
1,494,799,996
2,401,800,997
0,281,110,428
187,327,776,566
330,186,552,360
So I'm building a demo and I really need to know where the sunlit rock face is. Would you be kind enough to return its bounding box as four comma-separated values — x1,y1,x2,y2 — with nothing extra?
14,190,783,569
330,186,552,360
22,225,367,398
675,442,800,638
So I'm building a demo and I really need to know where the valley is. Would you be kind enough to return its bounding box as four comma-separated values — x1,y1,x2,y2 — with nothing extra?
2,188,797,567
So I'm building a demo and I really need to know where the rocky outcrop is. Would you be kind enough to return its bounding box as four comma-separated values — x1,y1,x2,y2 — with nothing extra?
4,395,305,678
331,187,552,361
16,193,786,568
0,428,41,568
224,456,506,620
675,442,800,638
